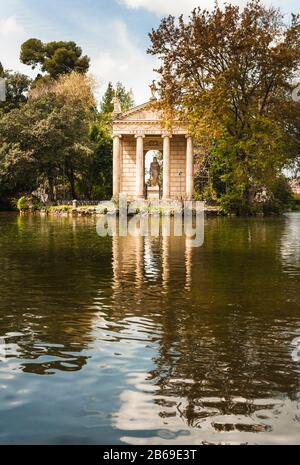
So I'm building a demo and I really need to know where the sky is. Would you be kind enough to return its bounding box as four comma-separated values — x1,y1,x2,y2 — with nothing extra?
0,0,299,104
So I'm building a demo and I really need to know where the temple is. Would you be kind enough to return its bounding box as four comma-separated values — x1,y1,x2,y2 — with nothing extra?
112,98,194,200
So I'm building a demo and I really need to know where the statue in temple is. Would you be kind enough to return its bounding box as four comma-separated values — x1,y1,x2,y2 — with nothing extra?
149,157,160,187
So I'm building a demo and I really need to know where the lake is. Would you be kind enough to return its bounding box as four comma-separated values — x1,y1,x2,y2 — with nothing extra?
0,212,300,444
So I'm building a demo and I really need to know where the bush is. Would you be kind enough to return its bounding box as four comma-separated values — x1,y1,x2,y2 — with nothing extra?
16,195,47,212
31,201,47,211
262,199,284,215
220,191,255,216
219,177,293,216
17,196,30,211
271,177,293,208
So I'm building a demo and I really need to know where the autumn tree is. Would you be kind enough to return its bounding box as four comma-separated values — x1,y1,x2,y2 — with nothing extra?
0,72,95,201
148,1,300,213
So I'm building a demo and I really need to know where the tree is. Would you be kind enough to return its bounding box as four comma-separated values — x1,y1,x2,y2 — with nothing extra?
0,72,95,201
91,81,135,199
77,123,113,199
115,82,135,112
0,63,31,114
100,82,115,114
20,39,90,80
148,1,300,213
100,81,135,115
0,67,135,204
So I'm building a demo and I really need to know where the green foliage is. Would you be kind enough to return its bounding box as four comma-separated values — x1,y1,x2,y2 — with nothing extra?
1,36,134,208
149,0,300,214
271,177,293,206
0,66,31,114
73,121,113,200
0,56,135,205
92,81,135,199
20,39,90,80
115,82,135,112
17,196,30,211
208,120,296,214
100,81,134,115
100,82,115,114
49,205,72,213
0,86,94,201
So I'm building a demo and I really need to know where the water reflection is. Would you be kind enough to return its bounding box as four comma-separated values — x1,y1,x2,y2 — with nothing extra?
281,213,300,272
0,215,108,376
94,217,300,444
0,213,300,443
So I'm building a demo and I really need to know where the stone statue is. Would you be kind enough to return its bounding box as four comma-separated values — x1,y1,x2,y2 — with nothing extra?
112,96,121,114
149,157,160,187
149,80,157,101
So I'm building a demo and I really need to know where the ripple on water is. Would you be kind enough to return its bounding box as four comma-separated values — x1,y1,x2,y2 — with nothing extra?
1,214,300,444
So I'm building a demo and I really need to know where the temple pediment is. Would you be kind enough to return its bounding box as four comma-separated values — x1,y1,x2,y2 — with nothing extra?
112,101,187,136
114,101,163,122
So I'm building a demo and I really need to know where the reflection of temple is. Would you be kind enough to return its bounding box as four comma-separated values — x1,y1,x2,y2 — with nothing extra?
108,219,300,445
2,215,300,444
280,213,300,271
112,232,193,302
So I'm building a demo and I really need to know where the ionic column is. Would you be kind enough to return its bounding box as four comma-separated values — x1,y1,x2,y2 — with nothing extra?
186,135,194,200
162,134,171,199
113,134,122,197
135,134,145,199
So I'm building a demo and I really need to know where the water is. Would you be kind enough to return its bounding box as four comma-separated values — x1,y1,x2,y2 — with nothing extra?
0,212,300,444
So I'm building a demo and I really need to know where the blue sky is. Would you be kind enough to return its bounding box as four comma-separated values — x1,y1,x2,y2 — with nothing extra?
0,0,299,103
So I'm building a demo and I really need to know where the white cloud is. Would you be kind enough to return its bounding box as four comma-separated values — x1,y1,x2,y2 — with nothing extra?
0,16,30,75
118,0,299,16
90,20,157,104
0,16,24,36
118,0,231,16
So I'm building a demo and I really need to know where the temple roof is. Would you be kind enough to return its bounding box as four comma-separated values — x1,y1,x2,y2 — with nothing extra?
113,101,163,122
112,101,187,136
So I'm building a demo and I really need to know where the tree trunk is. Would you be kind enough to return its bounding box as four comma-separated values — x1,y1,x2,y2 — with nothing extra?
68,168,77,200
48,176,55,203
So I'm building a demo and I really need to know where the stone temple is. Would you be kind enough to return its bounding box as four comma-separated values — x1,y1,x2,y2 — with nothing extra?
112,96,194,201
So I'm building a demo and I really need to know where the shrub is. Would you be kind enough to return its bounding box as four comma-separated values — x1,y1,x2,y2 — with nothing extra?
17,196,30,211
262,199,284,215
271,177,293,208
220,191,254,216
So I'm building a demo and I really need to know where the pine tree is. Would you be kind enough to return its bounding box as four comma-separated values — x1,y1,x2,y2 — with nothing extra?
100,82,115,114
100,82,135,115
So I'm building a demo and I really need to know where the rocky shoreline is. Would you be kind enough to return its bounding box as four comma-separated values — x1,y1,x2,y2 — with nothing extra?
19,202,223,217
